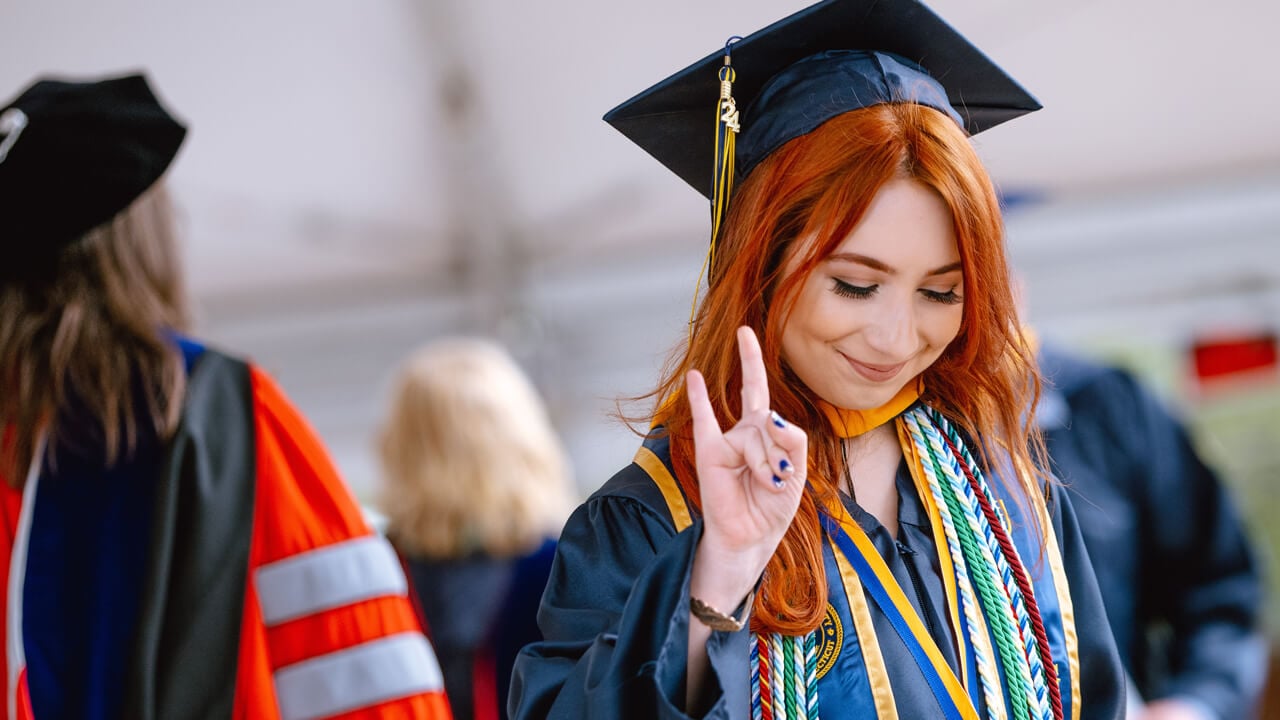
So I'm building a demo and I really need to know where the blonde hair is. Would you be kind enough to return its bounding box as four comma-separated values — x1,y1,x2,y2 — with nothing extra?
0,182,190,484
377,337,575,559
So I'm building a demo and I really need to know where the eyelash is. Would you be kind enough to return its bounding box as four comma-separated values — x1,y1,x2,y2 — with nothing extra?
831,279,876,299
921,288,963,305
831,279,963,305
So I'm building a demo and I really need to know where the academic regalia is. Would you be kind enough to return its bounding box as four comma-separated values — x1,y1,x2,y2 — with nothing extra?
0,72,453,720
1038,344,1265,718
1,338,452,720
510,426,1126,719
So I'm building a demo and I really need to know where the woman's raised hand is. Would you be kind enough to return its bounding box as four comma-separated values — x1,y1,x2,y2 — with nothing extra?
686,326,808,602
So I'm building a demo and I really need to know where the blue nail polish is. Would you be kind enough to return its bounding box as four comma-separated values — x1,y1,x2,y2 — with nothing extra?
779,458,792,472
772,475,784,487
771,411,786,429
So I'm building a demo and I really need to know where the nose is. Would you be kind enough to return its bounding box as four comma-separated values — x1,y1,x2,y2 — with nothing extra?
863,295,918,360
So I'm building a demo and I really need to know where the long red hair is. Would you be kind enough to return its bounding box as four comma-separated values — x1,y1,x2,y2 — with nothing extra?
645,103,1045,635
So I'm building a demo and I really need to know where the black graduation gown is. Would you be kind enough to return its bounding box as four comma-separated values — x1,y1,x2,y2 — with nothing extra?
510,433,1127,719
406,538,557,720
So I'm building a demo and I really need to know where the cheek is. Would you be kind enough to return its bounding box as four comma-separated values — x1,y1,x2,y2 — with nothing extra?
785,281,829,339
924,305,965,346
780,286,831,370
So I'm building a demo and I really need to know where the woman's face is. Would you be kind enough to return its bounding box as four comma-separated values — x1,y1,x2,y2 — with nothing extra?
780,177,964,411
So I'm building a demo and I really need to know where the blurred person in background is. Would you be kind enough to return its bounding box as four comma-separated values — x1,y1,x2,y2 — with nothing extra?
1035,339,1266,720
0,73,451,720
377,337,575,720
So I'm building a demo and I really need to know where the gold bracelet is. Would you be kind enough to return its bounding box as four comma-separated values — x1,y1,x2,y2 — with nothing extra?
689,590,754,632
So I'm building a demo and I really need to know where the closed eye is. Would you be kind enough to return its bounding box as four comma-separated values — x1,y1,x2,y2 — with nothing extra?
832,279,877,299
920,287,963,305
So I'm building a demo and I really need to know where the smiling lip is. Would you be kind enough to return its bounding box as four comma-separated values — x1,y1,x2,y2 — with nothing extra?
841,353,907,383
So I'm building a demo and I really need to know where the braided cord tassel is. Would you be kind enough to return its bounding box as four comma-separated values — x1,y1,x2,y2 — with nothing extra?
783,634,798,720
772,633,788,720
757,633,774,720
936,413,1061,712
751,632,822,720
906,410,1031,720
752,633,764,720
929,444,1033,720
789,635,807,720
805,630,820,719
903,413,1010,720
932,412,1066,720
932,421,1051,720
913,411,1049,720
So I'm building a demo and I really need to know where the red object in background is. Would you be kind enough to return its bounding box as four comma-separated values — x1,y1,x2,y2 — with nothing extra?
1191,332,1279,382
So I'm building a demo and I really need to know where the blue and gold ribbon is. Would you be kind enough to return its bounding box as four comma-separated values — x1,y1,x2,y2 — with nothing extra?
819,498,980,720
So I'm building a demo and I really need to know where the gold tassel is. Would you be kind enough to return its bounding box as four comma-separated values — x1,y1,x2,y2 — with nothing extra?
690,38,742,336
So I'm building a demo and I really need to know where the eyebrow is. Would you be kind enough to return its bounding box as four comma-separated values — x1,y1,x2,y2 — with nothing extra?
827,253,963,277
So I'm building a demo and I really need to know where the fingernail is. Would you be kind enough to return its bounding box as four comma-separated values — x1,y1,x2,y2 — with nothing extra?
779,458,793,473
771,411,786,429
772,475,785,488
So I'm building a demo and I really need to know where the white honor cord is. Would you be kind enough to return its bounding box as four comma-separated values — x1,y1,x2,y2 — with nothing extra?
6,432,44,718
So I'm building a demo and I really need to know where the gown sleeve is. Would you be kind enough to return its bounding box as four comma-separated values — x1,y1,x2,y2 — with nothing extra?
1050,480,1129,720
241,365,453,719
508,490,750,720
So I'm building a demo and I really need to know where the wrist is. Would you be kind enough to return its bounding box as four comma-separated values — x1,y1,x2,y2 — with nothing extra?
690,540,767,616
690,589,754,632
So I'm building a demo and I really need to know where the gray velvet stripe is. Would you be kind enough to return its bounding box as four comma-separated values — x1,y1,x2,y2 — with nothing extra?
123,349,256,720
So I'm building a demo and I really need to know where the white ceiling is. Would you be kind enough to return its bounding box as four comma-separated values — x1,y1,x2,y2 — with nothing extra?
3,0,1276,299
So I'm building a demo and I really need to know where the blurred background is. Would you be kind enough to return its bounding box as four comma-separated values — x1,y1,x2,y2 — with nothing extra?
4,0,1277,676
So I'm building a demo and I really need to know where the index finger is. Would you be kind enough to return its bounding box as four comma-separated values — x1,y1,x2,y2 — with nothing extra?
737,326,770,414
686,369,724,452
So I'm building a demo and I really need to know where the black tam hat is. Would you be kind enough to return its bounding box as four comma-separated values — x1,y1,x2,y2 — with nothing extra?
0,72,187,269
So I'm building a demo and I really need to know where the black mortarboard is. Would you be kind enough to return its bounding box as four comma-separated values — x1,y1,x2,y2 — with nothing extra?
604,0,1040,201
0,72,186,263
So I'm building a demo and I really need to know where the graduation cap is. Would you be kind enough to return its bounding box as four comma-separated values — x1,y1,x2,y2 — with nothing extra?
0,72,186,266
604,0,1040,212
